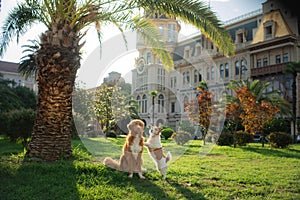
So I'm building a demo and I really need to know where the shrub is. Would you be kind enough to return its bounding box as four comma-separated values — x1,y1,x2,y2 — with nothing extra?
267,132,292,148
106,131,117,138
178,121,196,135
233,130,252,147
217,132,234,146
161,128,174,140
171,131,191,145
3,109,35,147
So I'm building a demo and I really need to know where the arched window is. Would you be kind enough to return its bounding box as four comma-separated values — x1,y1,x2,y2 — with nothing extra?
158,94,164,113
225,63,229,77
211,66,215,80
235,61,240,75
194,70,202,83
184,96,189,111
206,67,210,80
183,71,190,85
136,95,141,112
241,59,246,74
220,64,224,78
142,94,147,113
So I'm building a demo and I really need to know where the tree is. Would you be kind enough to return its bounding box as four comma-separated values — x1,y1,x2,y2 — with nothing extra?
150,90,158,125
185,81,213,145
0,75,37,112
236,86,279,147
0,0,234,161
226,79,291,147
94,84,128,134
284,61,300,143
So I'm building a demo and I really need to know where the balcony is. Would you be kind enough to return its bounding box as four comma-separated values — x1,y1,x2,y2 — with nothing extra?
251,62,289,78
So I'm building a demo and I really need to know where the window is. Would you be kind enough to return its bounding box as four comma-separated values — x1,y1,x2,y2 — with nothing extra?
283,53,289,63
275,55,281,64
142,95,147,113
194,70,201,83
159,24,164,37
171,77,177,88
194,70,202,83
207,67,210,80
211,66,215,80
264,21,274,40
184,96,189,111
171,102,175,113
235,28,246,43
237,33,243,43
158,68,165,85
257,59,262,68
158,94,164,113
225,63,229,77
147,52,152,64
220,64,224,78
241,60,246,74
183,71,190,84
235,61,240,75
137,95,141,112
184,49,190,58
195,44,201,56
263,58,268,66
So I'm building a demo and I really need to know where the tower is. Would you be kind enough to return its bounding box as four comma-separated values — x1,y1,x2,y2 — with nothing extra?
132,13,181,127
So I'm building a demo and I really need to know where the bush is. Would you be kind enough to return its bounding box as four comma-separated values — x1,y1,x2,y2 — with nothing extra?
2,109,35,147
267,132,292,148
178,121,196,135
233,131,252,146
217,132,234,146
161,128,174,140
106,131,117,138
171,131,191,145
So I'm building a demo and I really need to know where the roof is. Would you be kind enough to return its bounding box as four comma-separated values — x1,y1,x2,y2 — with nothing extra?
252,9,294,44
0,60,19,73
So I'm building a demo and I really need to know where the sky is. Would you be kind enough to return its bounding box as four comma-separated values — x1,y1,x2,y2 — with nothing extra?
0,0,265,86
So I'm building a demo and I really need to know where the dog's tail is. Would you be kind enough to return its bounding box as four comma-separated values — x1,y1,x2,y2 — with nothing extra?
103,157,120,170
166,151,172,163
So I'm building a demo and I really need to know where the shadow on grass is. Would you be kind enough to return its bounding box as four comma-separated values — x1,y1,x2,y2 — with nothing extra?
100,166,207,200
0,159,80,200
240,145,300,159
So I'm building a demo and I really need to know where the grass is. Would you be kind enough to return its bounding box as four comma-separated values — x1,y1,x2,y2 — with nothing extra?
0,135,300,200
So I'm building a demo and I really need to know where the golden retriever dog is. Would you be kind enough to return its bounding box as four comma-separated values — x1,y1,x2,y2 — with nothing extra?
103,119,145,179
144,125,172,179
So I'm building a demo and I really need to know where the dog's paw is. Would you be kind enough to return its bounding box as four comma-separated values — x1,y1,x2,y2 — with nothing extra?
128,173,133,178
138,172,145,179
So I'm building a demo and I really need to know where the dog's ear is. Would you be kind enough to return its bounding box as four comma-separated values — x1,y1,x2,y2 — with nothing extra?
127,121,133,132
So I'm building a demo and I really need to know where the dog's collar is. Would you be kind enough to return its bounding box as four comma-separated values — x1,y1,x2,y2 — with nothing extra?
147,147,162,152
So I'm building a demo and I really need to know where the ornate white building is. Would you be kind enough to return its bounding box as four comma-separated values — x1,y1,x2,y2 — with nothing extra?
132,0,300,131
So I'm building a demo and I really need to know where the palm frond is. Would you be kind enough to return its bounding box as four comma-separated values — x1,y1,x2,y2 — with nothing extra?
19,39,40,79
0,1,42,57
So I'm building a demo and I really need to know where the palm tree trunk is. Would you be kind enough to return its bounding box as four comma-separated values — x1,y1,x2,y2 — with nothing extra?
27,22,80,161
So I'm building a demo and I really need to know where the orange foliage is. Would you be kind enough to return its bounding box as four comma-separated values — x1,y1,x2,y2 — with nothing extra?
235,87,279,134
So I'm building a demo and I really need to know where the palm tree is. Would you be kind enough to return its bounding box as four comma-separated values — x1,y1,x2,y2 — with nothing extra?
0,0,234,161
284,62,300,143
150,90,158,125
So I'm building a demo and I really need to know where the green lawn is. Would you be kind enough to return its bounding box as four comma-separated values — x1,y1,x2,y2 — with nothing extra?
0,136,299,200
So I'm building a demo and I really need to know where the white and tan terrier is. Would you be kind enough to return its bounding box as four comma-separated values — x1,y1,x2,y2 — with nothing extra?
144,125,172,179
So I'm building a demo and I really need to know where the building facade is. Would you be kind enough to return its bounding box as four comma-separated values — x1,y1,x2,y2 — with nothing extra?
0,60,37,92
131,0,299,131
